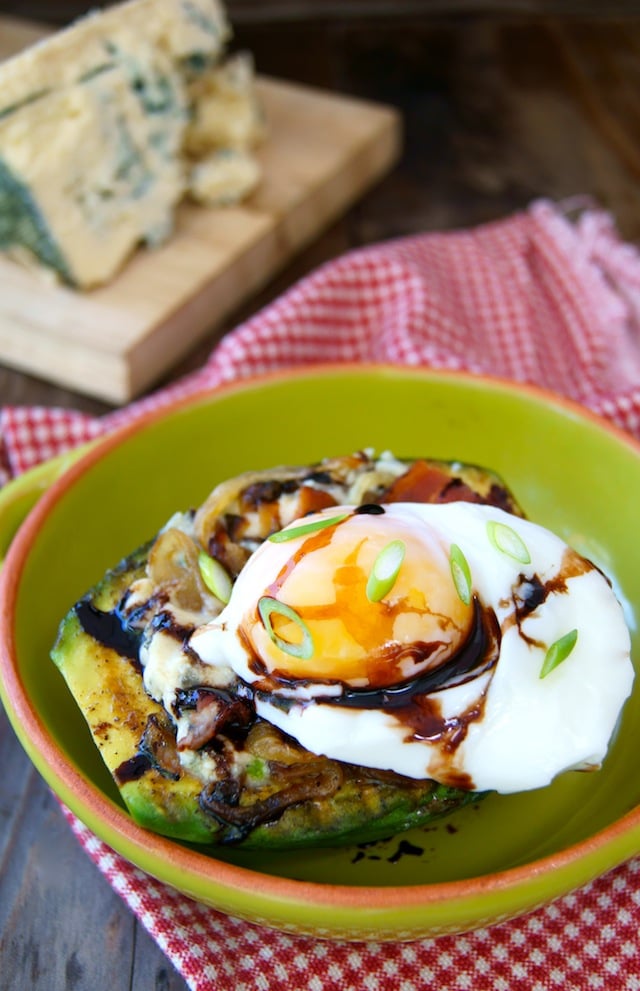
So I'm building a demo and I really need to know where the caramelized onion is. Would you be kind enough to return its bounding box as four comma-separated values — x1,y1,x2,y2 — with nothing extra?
199,760,343,840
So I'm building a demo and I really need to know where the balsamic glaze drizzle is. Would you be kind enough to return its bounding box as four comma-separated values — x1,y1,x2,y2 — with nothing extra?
313,598,499,710
75,598,141,663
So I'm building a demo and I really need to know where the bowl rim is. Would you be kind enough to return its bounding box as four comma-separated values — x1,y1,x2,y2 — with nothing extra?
2,363,640,917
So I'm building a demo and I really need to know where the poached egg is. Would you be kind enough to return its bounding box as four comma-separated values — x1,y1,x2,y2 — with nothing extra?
190,502,634,794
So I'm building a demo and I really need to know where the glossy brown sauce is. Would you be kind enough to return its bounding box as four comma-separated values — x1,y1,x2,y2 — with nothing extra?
75,599,141,664
114,751,152,784
311,599,499,709
505,547,594,647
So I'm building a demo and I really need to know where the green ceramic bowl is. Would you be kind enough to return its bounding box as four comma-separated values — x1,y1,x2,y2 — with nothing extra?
1,366,640,941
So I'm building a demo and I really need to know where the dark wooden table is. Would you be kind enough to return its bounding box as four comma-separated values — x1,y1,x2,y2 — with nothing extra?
1,6,639,989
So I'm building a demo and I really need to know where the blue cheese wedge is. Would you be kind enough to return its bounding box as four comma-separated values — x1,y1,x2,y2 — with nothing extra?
0,0,264,288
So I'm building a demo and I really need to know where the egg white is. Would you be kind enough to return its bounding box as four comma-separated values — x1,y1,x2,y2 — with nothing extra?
190,502,634,794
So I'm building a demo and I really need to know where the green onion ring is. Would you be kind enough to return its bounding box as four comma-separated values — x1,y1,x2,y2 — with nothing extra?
540,629,578,679
487,520,531,564
450,543,472,606
198,550,232,604
268,513,350,543
257,596,315,660
366,539,406,602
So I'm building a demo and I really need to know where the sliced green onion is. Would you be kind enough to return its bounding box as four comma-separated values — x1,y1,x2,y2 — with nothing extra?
268,513,350,543
487,520,531,564
366,539,406,602
540,629,578,679
198,550,232,604
450,543,472,605
257,596,314,660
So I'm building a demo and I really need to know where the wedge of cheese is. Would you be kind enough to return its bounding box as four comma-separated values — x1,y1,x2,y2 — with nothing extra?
0,0,264,288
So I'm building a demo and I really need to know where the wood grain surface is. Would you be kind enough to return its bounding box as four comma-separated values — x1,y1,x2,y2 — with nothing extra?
1,6,640,990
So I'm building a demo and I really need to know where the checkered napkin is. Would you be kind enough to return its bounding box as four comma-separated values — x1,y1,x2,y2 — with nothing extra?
3,198,640,991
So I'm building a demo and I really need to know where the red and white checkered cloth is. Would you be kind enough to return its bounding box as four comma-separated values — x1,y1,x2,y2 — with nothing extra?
3,198,640,990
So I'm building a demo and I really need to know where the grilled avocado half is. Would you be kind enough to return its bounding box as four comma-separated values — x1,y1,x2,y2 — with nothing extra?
51,452,522,849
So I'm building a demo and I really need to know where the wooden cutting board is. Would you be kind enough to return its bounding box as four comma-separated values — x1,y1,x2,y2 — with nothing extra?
0,16,401,404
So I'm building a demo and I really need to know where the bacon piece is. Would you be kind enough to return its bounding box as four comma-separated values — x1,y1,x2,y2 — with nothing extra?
292,484,338,517
381,460,453,503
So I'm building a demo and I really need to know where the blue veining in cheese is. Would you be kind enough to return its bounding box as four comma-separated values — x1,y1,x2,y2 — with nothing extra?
0,0,264,288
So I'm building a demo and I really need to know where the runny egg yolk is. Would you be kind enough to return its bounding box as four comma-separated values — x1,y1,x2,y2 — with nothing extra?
242,511,475,688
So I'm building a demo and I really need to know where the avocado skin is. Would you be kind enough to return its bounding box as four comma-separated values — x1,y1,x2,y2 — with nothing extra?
240,777,483,850
51,547,484,849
